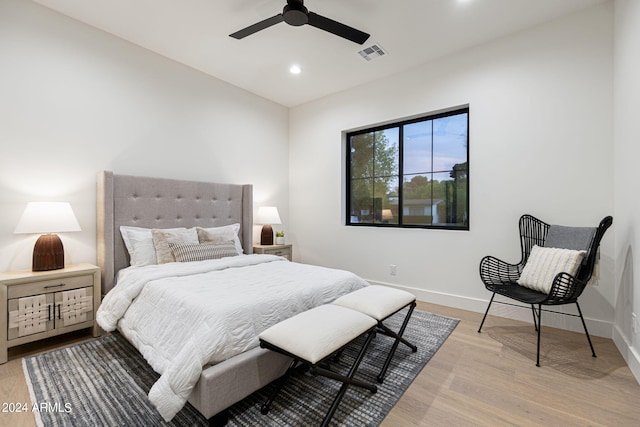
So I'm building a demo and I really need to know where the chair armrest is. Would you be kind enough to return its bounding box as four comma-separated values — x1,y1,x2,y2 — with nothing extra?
479,255,522,286
547,272,587,303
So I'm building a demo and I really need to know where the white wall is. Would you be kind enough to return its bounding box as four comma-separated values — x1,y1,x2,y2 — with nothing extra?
613,0,640,382
0,0,289,272
290,4,615,336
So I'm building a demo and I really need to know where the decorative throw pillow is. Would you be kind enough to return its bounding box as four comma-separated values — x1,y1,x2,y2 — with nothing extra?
151,228,199,264
170,241,239,263
544,225,596,251
196,223,243,255
120,226,187,267
518,245,586,294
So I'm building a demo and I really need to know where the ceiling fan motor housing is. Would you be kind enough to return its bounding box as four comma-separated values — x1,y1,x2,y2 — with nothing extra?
283,1,308,26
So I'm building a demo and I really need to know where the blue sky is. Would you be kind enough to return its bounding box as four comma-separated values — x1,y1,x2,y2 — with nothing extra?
381,112,468,183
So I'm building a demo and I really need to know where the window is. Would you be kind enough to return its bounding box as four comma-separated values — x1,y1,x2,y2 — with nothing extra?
346,107,469,229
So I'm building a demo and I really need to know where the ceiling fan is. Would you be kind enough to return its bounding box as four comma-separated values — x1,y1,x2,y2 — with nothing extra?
229,0,370,45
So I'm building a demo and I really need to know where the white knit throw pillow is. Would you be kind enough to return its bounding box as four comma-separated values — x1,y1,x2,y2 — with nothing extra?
518,245,586,294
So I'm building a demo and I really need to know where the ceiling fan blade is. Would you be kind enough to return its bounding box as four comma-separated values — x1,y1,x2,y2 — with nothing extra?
230,14,284,39
307,12,370,45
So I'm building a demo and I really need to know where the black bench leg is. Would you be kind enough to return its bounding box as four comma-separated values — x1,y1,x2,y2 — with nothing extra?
261,359,298,415
377,323,417,352
319,330,377,427
377,302,417,383
311,366,377,393
208,409,229,427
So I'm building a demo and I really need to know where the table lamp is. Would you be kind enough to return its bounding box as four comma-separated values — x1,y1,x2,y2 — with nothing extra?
14,202,81,271
256,206,281,245
382,209,393,223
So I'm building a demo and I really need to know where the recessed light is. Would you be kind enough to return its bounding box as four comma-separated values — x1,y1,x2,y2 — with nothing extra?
289,64,301,75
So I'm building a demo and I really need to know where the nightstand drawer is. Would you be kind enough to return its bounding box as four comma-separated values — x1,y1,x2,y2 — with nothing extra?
7,274,94,300
7,285,94,340
270,249,290,258
7,294,54,339
253,244,292,260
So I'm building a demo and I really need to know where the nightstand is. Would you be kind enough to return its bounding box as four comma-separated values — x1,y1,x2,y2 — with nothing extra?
253,244,293,260
0,263,101,364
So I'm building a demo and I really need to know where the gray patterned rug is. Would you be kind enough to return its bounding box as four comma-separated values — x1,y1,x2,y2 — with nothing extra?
23,310,458,426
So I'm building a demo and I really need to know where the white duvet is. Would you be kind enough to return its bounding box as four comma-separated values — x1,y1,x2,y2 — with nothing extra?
96,254,368,421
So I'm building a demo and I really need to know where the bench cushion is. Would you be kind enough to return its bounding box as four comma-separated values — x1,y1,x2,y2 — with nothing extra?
259,305,376,364
333,286,416,321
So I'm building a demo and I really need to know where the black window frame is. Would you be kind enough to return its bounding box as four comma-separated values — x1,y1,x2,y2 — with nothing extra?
346,107,470,230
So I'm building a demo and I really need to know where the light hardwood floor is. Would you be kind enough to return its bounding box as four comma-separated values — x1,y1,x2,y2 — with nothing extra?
1,301,639,426
383,301,640,426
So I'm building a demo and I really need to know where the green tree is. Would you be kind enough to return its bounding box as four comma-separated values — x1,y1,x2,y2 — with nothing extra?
450,162,468,180
403,175,429,200
350,131,398,220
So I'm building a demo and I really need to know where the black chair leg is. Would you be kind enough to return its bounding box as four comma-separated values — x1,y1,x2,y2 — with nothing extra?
478,293,495,333
576,301,597,358
536,304,542,367
531,304,539,331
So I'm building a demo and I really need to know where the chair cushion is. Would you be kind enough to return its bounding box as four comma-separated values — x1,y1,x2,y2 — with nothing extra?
259,305,376,364
332,286,415,321
518,245,586,294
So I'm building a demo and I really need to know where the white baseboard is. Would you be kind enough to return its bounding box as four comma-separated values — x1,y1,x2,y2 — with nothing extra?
366,279,613,339
613,324,640,384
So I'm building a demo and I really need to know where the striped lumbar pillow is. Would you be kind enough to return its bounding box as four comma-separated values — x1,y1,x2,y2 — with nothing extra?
518,245,586,294
169,241,239,263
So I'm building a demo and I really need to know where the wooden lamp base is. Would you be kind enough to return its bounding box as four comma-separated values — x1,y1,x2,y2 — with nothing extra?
260,224,274,245
32,233,65,271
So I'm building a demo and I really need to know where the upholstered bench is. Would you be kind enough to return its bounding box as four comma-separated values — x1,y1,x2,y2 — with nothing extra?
333,285,418,383
259,304,378,427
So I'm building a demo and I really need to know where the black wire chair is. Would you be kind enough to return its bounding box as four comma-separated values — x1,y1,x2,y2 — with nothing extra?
478,214,613,366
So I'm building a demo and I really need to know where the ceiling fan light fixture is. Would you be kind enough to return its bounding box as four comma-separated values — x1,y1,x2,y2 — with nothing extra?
289,64,302,74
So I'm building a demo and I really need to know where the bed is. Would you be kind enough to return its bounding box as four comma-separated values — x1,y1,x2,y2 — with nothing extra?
95,171,368,425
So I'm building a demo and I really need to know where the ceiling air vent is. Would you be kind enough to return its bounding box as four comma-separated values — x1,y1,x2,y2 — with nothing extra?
357,44,387,62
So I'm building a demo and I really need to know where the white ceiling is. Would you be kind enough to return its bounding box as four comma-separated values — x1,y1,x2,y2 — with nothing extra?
33,0,605,107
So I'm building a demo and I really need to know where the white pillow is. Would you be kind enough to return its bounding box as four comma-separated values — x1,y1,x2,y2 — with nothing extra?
151,228,199,264
196,223,243,255
518,245,586,294
120,226,158,267
120,226,189,267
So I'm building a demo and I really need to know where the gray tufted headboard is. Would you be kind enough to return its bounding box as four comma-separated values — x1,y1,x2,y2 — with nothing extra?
97,171,253,295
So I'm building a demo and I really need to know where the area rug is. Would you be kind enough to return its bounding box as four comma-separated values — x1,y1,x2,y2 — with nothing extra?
23,310,458,427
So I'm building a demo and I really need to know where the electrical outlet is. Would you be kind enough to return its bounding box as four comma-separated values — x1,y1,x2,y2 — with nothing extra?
633,313,637,333
390,264,397,276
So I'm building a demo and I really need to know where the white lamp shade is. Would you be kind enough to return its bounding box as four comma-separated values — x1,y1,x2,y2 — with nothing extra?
256,206,281,225
14,202,81,234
